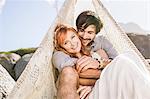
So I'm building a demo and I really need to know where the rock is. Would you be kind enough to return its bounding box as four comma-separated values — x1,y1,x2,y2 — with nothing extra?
0,64,15,99
0,53,21,79
14,53,33,80
127,33,150,59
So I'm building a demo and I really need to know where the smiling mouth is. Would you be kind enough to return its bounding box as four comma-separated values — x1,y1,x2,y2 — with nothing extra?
82,39,90,43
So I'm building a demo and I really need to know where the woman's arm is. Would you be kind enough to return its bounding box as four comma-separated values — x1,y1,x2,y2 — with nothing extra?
79,77,97,86
78,69,101,79
78,69,101,86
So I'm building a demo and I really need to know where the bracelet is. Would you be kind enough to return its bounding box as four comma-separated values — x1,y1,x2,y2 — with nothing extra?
97,60,104,69
100,60,104,68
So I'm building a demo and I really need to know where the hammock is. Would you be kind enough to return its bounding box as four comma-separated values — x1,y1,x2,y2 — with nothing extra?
1,0,149,99
0,64,15,98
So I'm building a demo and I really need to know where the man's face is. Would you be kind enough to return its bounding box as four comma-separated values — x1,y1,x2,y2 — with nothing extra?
78,25,96,46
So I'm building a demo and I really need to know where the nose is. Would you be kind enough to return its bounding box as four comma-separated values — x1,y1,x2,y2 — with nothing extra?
70,41,76,48
82,32,88,39
79,31,85,38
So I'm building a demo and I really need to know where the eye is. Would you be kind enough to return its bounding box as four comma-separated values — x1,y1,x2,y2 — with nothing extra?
88,31,94,34
79,29,84,32
64,41,68,45
71,35,75,39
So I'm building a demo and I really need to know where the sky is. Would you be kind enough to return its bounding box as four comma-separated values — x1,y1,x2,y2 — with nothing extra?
0,0,150,51
101,0,150,32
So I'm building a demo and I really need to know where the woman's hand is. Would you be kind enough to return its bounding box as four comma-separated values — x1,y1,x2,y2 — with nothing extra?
76,55,99,73
77,85,93,99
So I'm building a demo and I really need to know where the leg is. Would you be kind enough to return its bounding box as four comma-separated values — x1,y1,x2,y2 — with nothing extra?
57,66,80,99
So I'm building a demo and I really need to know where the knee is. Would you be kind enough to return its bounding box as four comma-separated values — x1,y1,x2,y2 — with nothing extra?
61,66,79,81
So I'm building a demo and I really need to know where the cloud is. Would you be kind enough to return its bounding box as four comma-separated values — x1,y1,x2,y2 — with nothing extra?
0,0,5,14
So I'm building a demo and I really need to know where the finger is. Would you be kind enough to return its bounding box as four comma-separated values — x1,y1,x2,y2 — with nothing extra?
105,59,111,63
79,88,88,99
105,59,110,62
77,55,87,64
77,57,89,70
102,59,108,64
108,59,111,62
77,56,89,68
78,60,92,73
76,64,80,71
77,58,93,72
80,65,89,72
81,89,91,99
77,86,86,93
102,58,107,61
78,64,86,73
80,87,91,99
83,88,92,99
76,56,87,70
79,58,91,68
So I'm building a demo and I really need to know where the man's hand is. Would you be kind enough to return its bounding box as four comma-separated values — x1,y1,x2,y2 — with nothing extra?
76,55,99,73
77,85,92,99
100,59,111,68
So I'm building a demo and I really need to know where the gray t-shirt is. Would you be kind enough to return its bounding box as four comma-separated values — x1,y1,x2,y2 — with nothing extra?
52,36,118,72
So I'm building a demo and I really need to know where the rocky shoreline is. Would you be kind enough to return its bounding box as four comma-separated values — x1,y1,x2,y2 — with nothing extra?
0,48,37,80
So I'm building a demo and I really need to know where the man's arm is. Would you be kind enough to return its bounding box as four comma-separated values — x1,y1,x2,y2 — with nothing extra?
101,37,118,59
94,36,118,59
96,48,109,59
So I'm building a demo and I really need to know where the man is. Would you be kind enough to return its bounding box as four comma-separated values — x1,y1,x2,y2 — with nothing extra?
52,11,118,99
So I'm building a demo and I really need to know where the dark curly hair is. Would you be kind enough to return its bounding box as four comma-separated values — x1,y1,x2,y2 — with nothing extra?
76,10,103,34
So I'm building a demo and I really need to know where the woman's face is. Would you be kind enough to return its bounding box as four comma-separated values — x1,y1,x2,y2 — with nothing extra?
61,30,81,54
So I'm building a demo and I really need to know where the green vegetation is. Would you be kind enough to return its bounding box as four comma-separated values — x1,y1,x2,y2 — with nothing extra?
0,52,12,54
0,48,37,56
